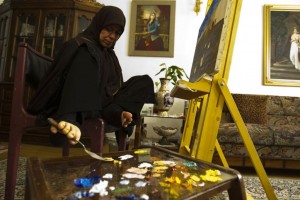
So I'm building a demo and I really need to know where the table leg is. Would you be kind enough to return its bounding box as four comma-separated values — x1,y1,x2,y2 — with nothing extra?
134,116,143,149
227,174,246,200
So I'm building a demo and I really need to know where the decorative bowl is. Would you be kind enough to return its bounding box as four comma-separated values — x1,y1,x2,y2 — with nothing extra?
153,126,177,145
153,126,177,137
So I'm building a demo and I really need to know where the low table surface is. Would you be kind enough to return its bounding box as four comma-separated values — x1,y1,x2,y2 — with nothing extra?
25,146,246,200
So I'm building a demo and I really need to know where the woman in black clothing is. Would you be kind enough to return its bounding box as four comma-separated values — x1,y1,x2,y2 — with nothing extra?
29,6,155,145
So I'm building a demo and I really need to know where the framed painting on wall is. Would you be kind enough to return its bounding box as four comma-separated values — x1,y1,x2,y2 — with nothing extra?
128,0,176,57
263,5,300,86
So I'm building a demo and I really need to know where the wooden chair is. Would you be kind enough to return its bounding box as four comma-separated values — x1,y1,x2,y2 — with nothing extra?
4,42,108,200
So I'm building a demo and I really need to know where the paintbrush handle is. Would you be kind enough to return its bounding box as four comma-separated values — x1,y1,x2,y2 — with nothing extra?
47,117,58,127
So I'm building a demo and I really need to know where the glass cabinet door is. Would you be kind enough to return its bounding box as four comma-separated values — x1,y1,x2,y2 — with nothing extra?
5,11,38,81
42,13,66,57
16,13,37,47
77,14,92,35
0,12,11,81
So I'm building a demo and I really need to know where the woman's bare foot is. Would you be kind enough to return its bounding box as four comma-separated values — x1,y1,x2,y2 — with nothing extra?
121,111,133,127
50,121,81,145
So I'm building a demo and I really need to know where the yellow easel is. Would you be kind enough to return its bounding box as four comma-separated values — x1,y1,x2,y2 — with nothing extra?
171,0,277,199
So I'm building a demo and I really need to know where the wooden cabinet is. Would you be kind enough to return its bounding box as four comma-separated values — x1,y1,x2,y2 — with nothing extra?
0,0,103,143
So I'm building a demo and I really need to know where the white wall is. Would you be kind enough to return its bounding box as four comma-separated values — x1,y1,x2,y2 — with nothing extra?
229,0,300,96
97,0,300,140
98,0,300,98
98,0,203,85
1,0,298,133
0,0,299,97
98,0,206,116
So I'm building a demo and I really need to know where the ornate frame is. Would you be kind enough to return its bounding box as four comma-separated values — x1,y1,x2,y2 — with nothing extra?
263,5,300,86
128,0,176,57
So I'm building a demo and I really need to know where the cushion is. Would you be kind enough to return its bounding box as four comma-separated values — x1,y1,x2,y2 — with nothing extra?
232,94,268,124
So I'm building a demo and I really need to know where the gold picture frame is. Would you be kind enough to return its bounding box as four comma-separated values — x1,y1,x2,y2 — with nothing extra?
128,0,176,57
263,5,300,86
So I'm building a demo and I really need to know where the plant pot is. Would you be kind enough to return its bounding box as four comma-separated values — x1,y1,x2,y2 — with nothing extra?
154,78,174,116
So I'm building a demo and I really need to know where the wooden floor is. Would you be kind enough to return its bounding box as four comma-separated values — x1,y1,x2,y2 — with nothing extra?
1,141,299,180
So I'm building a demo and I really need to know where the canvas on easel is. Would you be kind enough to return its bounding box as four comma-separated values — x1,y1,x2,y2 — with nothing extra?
189,0,234,82
171,0,239,100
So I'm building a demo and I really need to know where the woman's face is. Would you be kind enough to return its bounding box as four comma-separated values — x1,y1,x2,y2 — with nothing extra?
99,25,122,48
294,28,298,34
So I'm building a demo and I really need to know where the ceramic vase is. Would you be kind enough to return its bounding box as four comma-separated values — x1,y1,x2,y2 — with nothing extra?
154,78,174,116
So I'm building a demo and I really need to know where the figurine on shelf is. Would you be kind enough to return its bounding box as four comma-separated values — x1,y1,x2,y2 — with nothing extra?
57,25,64,37
20,23,28,36
45,19,55,36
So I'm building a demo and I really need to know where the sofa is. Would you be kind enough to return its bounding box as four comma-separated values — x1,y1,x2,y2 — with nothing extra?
214,94,300,170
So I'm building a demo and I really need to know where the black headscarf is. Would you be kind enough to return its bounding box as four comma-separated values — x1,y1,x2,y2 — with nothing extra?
77,6,126,48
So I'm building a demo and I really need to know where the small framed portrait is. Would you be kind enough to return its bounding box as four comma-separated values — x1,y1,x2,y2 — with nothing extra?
263,5,300,86
128,0,176,57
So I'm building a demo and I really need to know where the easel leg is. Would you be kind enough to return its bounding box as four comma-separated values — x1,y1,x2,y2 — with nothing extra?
215,140,229,168
218,79,277,200
179,98,201,156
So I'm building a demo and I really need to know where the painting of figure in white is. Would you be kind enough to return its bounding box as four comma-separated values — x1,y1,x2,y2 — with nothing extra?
263,5,300,86
290,27,300,70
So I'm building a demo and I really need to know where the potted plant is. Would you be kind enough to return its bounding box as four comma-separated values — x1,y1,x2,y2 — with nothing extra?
154,63,189,116
155,63,189,85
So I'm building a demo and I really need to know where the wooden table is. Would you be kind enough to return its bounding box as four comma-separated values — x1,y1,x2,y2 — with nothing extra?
25,146,246,200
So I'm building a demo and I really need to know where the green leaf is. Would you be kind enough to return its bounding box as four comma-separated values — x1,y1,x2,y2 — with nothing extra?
160,63,166,67
156,63,189,85
155,68,166,76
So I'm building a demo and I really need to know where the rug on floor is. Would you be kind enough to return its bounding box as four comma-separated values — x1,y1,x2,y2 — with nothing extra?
0,157,299,200
210,175,300,200
0,143,7,154
0,157,26,200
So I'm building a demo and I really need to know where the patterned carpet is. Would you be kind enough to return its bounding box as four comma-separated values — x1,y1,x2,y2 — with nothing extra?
0,158,300,200
210,176,300,200
0,143,7,155
0,157,27,200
